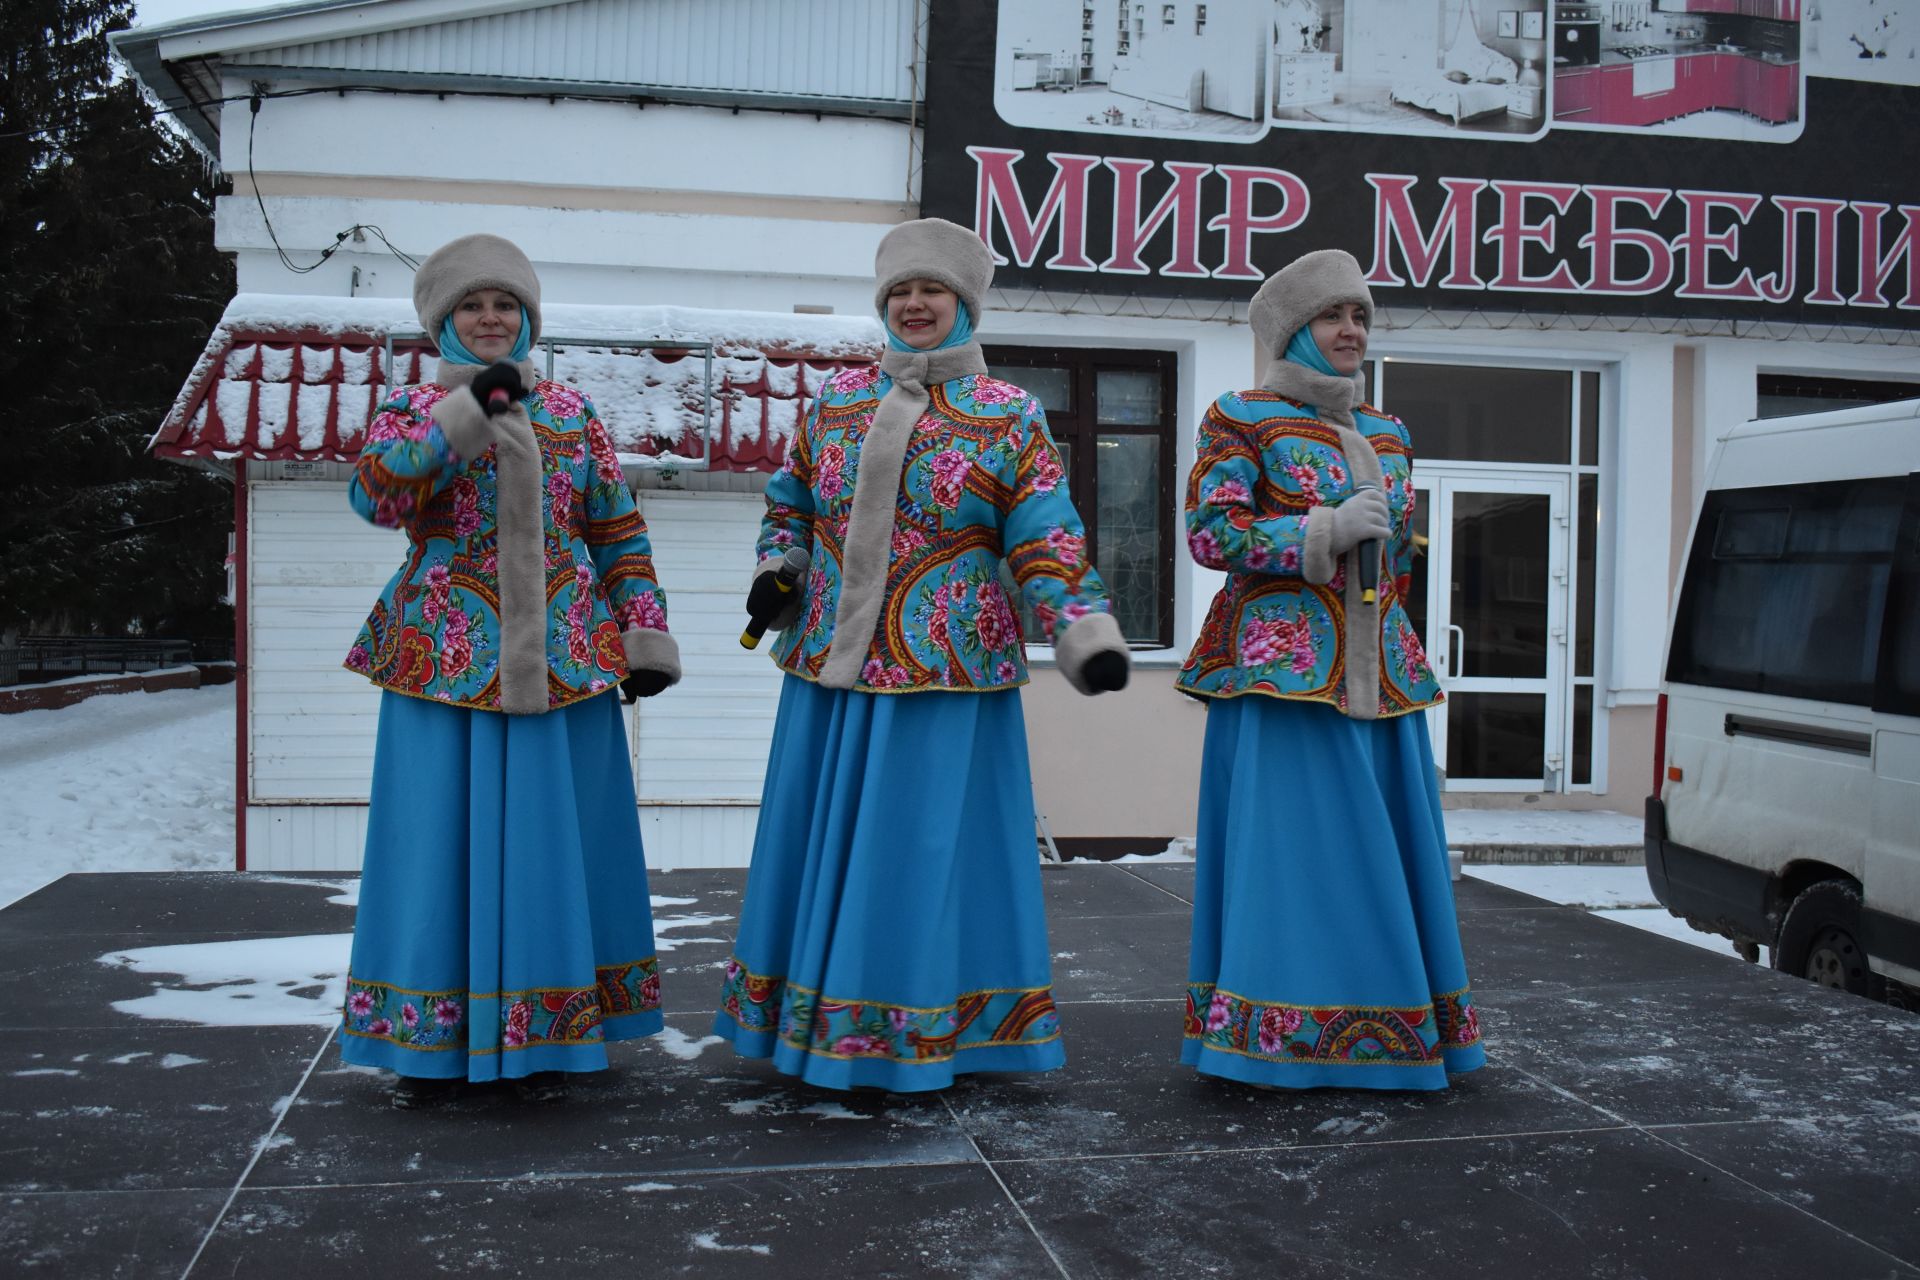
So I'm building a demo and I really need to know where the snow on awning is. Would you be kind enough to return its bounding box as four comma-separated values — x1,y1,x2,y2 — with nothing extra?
150,294,884,471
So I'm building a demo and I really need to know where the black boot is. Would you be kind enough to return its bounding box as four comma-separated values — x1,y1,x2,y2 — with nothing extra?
390,1075,462,1110
512,1071,569,1104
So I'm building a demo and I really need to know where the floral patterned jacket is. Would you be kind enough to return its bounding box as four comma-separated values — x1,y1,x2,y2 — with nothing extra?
1176,390,1443,716
344,379,672,712
759,367,1115,692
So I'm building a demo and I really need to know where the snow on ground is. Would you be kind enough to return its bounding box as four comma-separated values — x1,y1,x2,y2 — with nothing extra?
1464,864,1662,910
1466,864,1751,961
0,685,234,909
1443,807,1644,846
0,685,1744,976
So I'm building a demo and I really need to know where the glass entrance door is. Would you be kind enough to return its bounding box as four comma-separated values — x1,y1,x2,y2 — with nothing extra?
1406,475,1570,791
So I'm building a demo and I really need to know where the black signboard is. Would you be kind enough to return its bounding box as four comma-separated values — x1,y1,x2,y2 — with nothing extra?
920,0,1919,325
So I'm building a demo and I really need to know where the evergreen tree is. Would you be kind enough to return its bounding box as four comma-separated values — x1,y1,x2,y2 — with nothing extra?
0,0,235,643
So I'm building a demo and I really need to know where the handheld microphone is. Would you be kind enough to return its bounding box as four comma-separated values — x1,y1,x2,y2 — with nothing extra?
740,547,809,650
1354,482,1381,605
485,386,512,415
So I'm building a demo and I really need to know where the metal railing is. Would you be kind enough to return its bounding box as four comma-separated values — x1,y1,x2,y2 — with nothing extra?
1,636,233,687
381,330,716,471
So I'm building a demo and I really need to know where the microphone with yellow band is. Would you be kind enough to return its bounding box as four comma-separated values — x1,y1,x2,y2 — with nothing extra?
1354,481,1382,605
740,547,810,650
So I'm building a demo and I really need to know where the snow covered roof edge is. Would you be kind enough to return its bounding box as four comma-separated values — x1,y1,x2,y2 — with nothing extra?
211,293,886,355
151,293,885,470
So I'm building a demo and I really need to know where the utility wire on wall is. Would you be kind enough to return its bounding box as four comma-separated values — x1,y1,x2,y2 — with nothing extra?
247,85,420,276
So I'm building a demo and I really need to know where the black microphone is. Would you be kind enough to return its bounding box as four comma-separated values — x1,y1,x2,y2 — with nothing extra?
1353,482,1381,605
740,547,809,650
474,361,522,417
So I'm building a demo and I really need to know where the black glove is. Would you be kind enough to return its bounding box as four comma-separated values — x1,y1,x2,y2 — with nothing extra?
470,360,526,416
745,570,795,626
1081,649,1130,694
620,668,672,702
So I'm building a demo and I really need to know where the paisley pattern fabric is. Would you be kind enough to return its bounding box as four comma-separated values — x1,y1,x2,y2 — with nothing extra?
343,958,662,1057
719,960,1061,1067
1183,982,1480,1068
759,368,1113,692
1177,391,1442,716
344,380,669,712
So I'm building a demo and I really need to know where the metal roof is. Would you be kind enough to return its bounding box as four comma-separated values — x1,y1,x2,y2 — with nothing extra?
111,0,925,156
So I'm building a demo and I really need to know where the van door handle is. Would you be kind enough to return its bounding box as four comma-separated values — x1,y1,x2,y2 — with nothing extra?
1723,713,1871,756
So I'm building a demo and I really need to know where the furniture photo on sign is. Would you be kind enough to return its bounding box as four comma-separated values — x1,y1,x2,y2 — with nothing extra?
1389,0,1541,126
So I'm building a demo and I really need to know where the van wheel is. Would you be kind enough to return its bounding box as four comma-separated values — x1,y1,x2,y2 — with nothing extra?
1773,880,1873,997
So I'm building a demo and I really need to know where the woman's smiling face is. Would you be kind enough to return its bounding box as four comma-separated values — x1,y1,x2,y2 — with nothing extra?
452,288,522,360
885,278,959,350
1309,302,1370,375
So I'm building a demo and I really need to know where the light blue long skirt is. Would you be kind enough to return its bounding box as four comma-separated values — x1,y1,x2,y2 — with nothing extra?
713,676,1065,1092
1182,696,1485,1090
340,691,664,1081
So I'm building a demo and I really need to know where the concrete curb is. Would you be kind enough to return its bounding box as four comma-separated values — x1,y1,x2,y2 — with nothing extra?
0,664,227,714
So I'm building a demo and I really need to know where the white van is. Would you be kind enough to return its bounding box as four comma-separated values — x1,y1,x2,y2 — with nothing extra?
1646,398,1920,999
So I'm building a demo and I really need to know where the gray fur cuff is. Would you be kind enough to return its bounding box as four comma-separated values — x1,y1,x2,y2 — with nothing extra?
1303,507,1338,585
754,556,807,632
429,387,499,461
1055,610,1129,696
622,627,681,686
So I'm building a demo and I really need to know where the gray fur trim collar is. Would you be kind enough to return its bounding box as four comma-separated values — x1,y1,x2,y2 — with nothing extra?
1259,359,1365,428
1261,359,1383,720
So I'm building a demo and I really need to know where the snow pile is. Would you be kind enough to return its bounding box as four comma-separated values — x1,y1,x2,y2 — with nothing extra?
102,933,351,1026
1443,808,1644,847
0,685,235,909
1465,864,1747,958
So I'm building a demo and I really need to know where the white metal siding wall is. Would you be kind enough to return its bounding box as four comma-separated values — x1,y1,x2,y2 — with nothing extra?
244,481,776,871
632,489,780,804
230,0,921,106
244,479,397,871
630,489,782,868
247,804,371,872
248,481,400,805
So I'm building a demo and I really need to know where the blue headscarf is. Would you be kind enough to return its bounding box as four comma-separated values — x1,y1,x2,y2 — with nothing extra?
1282,323,1341,377
882,300,976,353
437,303,534,366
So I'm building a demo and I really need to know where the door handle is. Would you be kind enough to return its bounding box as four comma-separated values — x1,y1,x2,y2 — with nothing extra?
1447,624,1465,680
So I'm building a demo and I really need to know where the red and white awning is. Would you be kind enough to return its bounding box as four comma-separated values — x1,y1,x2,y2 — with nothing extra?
151,295,883,472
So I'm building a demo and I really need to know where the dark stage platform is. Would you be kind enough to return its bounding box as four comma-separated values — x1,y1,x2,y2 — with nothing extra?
4,865,1918,1277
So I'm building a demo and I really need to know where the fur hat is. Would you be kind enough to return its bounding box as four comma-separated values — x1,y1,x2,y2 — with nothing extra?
872,217,995,320
1248,249,1373,357
412,233,543,344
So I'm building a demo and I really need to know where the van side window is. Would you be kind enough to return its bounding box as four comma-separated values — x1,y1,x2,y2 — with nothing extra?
1668,477,1905,706
1875,475,1920,717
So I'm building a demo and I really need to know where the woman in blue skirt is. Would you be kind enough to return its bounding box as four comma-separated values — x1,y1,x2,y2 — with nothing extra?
1176,249,1484,1090
339,234,682,1105
714,217,1132,1092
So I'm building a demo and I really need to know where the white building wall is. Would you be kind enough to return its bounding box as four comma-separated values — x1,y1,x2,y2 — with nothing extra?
223,91,917,206
227,0,922,107
198,39,1920,860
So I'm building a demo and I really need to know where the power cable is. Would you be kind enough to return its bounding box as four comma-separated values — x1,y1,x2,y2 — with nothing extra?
246,85,420,274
